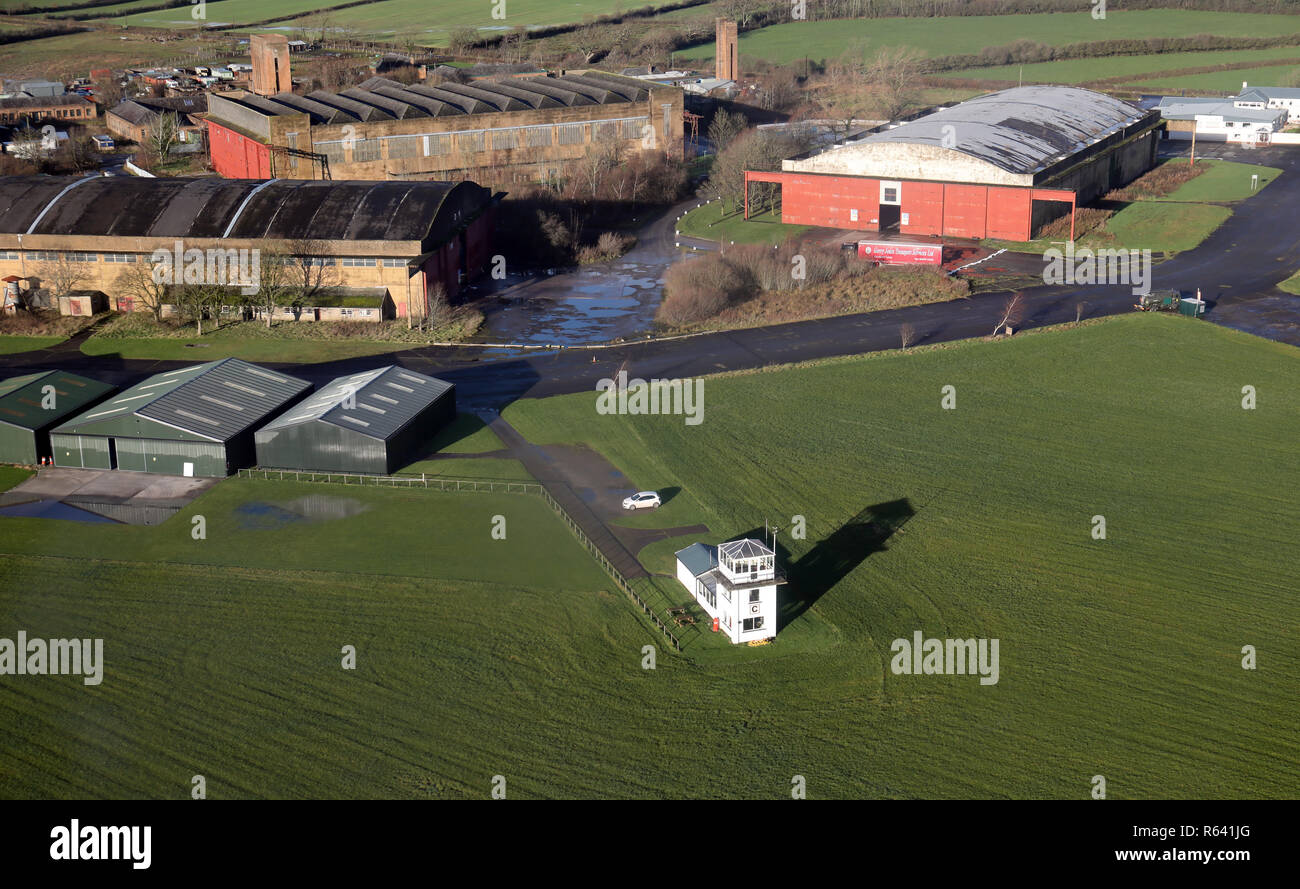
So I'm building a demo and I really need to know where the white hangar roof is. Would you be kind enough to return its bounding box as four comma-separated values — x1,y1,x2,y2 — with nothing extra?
783,86,1158,187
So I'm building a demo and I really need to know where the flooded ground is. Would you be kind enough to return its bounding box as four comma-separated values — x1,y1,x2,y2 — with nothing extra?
0,499,120,523
468,261,666,347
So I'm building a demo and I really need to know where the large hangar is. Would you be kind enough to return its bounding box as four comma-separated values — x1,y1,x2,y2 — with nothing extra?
51,358,311,477
0,370,116,465
745,86,1161,241
254,366,455,475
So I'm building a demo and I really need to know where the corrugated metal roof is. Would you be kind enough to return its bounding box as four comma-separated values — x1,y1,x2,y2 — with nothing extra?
259,365,452,441
0,177,492,245
213,71,652,125
675,542,717,578
1157,100,1285,124
0,370,115,430
856,86,1154,175
56,358,309,442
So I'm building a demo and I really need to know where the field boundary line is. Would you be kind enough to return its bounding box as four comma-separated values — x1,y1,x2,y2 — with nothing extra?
236,468,539,494
535,485,681,652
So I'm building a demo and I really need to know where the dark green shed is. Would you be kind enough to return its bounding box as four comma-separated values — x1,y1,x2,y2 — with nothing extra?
0,370,116,465
254,366,455,475
50,358,311,477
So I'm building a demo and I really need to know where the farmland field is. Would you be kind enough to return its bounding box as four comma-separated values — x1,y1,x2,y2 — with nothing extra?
93,0,690,42
942,47,1300,84
0,30,231,78
1129,64,1300,92
1,314,1296,798
680,11,1300,64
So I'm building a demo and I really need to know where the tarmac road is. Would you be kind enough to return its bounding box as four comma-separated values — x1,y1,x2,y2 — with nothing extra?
4,144,1299,411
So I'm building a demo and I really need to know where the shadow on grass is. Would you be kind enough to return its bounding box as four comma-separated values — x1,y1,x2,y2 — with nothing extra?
777,498,917,631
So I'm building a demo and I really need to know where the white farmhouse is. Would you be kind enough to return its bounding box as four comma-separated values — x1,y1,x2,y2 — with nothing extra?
1156,97,1286,144
1235,83,1300,115
675,538,785,644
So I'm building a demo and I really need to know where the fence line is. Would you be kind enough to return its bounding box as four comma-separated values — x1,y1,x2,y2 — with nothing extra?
537,487,681,651
235,467,682,650
235,468,539,494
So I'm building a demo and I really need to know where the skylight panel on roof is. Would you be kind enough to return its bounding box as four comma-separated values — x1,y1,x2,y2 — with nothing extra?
384,382,413,393
200,394,244,411
174,408,220,426
243,367,290,383
339,415,370,427
372,394,399,405
222,381,266,397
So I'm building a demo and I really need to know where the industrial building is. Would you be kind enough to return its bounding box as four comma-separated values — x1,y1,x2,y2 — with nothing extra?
0,175,498,314
254,366,454,474
51,358,311,477
0,370,115,465
0,94,95,126
106,95,208,147
745,86,1162,241
205,41,684,185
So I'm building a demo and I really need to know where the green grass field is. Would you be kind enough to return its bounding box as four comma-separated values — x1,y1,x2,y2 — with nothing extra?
676,201,810,245
1278,270,1300,294
991,159,1274,254
681,11,1300,64
942,46,1300,84
92,0,684,43
1099,201,1231,253
0,29,231,79
0,466,33,491
1131,64,1300,92
0,335,64,355
1,315,1296,798
1160,160,1281,203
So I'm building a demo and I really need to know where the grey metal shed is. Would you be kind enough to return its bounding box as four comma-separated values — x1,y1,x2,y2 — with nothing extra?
254,366,455,475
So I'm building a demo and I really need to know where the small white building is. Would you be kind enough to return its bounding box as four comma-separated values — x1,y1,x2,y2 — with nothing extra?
1235,83,1300,115
675,538,784,644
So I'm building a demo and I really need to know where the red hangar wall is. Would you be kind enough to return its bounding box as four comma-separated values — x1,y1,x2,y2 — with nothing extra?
745,86,1162,243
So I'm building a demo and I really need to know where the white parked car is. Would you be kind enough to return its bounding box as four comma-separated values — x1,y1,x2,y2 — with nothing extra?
622,491,662,510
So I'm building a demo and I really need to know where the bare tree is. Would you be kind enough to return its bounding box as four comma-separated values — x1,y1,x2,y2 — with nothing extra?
900,322,916,350
992,292,1026,337
426,282,451,330
147,111,180,161
284,239,340,304
36,255,85,304
115,256,168,321
707,108,746,153
864,46,925,121
64,132,99,173
174,283,218,335
250,247,295,329
719,0,760,28
576,143,621,200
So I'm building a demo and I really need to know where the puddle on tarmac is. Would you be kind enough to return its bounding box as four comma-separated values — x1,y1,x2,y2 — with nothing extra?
468,261,666,346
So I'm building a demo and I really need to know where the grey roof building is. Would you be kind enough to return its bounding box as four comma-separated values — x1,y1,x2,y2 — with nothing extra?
0,370,116,465
51,358,311,477
254,366,455,475
785,85,1159,186
0,176,490,246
